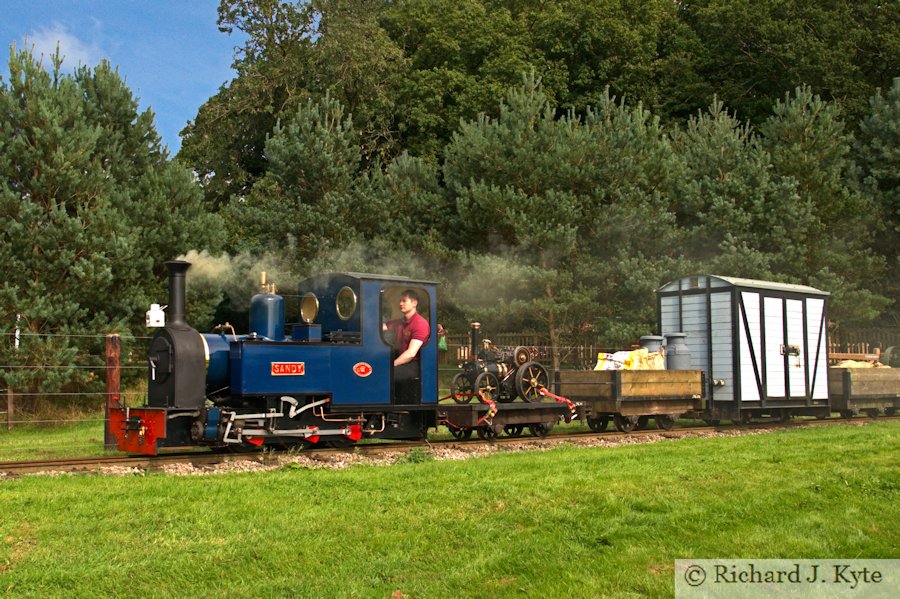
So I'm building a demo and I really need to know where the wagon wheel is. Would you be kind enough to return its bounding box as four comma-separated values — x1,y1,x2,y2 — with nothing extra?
866,408,882,418
587,415,609,432
703,419,721,426
448,424,473,440
477,424,501,441
733,411,753,426
840,410,854,420
636,416,650,430
528,422,554,438
515,362,549,402
474,372,501,402
655,414,676,431
779,410,793,422
450,372,475,404
513,346,531,366
613,414,638,433
886,408,896,417
503,424,525,437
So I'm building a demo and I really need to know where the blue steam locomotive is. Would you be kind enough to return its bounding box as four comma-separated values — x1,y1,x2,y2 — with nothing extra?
111,261,452,454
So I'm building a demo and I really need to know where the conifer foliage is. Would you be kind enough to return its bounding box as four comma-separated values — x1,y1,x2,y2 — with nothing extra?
0,48,221,409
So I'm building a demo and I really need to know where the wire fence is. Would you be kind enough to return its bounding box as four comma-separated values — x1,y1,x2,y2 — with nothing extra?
0,331,150,431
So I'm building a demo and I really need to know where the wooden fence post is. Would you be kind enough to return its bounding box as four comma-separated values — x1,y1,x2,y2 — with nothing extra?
104,334,121,449
6,387,12,432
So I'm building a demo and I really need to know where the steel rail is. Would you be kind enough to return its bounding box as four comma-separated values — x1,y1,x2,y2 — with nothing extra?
1,416,896,477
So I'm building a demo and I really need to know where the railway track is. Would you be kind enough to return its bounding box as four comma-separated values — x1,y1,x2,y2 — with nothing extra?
1,416,895,477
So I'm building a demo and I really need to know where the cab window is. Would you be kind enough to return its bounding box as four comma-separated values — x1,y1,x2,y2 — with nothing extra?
381,286,430,347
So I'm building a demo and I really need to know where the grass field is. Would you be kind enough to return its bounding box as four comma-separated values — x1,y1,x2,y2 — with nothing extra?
1,422,897,598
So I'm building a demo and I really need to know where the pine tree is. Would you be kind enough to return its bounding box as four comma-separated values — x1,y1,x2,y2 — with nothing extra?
854,78,900,324
760,86,888,324
0,47,221,411
225,94,367,265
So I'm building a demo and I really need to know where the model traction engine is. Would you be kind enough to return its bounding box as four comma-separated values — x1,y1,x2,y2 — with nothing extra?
450,322,550,403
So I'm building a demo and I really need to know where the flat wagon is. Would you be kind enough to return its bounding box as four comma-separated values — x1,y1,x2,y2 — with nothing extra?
829,368,900,418
556,369,704,432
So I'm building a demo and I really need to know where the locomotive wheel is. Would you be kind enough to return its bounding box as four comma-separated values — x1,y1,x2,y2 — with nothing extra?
613,414,638,433
474,372,501,402
477,424,501,441
451,372,475,404
503,424,525,437
655,415,676,431
449,426,473,440
636,416,650,430
515,362,549,402
513,346,531,366
323,438,355,449
587,415,609,432
528,422,554,438
703,419,721,426
221,443,262,454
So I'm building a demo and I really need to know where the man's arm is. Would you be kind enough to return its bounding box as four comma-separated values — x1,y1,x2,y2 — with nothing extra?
394,339,423,366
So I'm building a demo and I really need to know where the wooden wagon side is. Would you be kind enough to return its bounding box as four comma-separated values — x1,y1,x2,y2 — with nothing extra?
828,368,900,418
556,370,704,432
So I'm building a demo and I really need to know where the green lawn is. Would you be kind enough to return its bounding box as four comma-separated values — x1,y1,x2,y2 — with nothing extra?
1,422,897,598
0,419,117,462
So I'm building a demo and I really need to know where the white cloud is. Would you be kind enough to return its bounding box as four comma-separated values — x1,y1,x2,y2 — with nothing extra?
26,22,105,70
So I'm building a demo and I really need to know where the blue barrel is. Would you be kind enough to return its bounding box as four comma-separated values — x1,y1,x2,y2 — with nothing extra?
250,293,285,341
664,333,692,370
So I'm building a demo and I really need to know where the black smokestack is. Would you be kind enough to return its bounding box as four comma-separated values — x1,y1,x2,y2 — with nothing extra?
166,260,190,327
470,322,481,357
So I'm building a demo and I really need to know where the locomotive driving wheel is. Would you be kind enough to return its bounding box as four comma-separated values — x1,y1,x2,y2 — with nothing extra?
450,372,475,404
515,362,549,402
474,372,501,402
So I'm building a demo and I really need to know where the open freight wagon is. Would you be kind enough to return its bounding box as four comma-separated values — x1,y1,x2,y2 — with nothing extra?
556,369,704,432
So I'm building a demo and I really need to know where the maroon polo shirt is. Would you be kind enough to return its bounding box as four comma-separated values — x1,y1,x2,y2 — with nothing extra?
387,312,430,360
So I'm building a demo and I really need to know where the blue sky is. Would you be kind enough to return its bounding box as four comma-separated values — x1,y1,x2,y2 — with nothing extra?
1,0,247,154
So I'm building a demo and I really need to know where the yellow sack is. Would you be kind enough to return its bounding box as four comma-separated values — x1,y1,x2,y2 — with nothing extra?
594,348,666,371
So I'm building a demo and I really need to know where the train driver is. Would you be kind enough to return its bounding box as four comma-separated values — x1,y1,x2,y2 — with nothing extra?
383,289,430,401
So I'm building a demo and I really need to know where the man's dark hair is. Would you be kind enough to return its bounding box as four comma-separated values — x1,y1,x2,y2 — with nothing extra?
401,289,419,303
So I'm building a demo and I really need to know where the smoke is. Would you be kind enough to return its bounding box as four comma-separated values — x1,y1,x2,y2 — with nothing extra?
307,240,434,280
177,250,300,313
